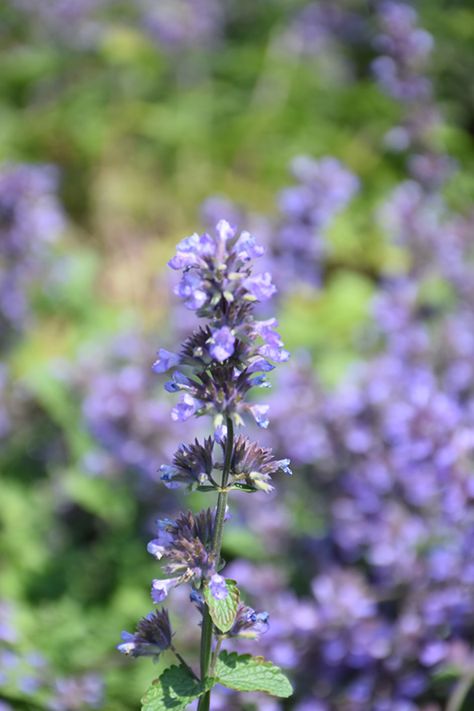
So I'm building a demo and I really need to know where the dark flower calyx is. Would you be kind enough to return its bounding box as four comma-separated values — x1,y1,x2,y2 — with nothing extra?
222,435,292,493
147,509,217,597
160,437,215,489
117,609,172,658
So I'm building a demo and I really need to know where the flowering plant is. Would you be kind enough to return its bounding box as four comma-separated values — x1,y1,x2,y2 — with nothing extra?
117,220,293,710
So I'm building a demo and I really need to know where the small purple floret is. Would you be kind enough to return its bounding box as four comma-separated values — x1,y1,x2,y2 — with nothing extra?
209,326,235,362
152,349,180,374
151,578,175,603
171,394,197,422
243,272,277,302
209,574,228,600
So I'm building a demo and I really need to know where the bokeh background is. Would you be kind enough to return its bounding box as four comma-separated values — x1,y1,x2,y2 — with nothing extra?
1,1,474,709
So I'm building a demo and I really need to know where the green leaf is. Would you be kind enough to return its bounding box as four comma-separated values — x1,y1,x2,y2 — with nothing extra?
203,578,240,633
215,651,293,698
433,663,464,682
229,483,258,492
141,664,209,711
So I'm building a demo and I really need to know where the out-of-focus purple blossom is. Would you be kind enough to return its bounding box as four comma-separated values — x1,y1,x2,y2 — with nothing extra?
49,674,104,710
372,1,433,102
140,0,223,51
285,0,367,74
7,0,108,49
200,196,244,234
251,135,474,707
0,163,64,342
0,602,17,645
224,561,316,672
407,153,456,190
76,331,200,488
272,156,359,287
0,599,102,709
264,357,331,467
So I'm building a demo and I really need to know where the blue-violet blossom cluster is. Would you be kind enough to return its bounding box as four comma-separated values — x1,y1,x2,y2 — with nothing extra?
117,220,293,709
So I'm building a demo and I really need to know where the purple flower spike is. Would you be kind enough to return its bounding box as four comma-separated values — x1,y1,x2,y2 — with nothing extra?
152,349,180,374
209,574,228,600
123,218,291,708
208,326,235,362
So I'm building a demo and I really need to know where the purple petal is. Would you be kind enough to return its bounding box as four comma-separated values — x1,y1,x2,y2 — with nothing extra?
152,348,180,374
249,404,270,428
209,574,228,600
171,394,197,422
209,326,235,362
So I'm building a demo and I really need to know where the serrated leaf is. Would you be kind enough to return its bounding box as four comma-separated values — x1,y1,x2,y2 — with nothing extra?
203,578,240,633
215,651,293,698
141,664,209,711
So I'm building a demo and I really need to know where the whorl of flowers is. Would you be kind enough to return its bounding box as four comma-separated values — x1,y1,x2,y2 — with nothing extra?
118,610,172,658
153,220,289,433
118,221,293,709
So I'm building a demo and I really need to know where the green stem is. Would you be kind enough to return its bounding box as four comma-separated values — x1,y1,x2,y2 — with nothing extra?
446,663,474,711
197,417,234,711
171,645,199,680
210,637,224,677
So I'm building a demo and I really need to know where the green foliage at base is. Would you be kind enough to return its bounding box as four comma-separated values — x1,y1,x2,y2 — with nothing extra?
141,665,209,711
141,652,293,709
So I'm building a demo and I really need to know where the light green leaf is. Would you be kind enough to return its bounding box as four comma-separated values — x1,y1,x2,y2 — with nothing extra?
203,579,240,633
141,664,209,711
215,651,293,698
